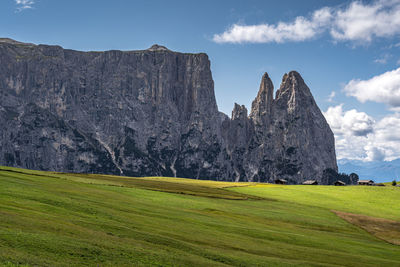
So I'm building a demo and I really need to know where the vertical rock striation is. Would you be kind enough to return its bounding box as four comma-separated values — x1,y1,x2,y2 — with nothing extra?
0,38,339,183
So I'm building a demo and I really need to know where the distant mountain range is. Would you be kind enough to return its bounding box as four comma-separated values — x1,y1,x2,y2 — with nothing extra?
338,159,400,183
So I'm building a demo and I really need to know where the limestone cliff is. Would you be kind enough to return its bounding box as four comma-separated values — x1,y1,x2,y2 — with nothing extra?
0,38,339,184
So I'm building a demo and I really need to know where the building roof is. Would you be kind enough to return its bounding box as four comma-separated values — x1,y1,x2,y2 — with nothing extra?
334,180,346,185
303,180,318,185
358,180,374,183
275,179,287,182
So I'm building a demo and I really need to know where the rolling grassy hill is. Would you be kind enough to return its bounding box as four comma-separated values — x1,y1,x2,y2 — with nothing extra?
0,166,399,266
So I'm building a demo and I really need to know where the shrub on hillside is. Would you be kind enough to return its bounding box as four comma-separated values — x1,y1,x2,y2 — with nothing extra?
393,180,397,186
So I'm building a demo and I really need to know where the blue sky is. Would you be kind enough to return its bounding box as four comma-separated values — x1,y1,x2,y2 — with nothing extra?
2,0,400,162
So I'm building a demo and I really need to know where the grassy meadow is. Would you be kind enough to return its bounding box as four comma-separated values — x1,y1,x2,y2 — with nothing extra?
0,166,399,266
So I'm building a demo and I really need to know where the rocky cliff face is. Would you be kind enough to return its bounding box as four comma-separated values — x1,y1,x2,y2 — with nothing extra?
0,38,340,184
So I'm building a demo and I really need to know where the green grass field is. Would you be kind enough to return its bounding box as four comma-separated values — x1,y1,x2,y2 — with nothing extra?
0,166,399,266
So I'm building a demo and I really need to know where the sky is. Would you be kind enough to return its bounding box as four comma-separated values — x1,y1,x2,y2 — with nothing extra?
2,0,400,163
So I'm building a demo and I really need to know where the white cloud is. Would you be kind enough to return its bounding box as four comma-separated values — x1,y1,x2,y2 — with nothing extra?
327,91,336,102
331,0,400,42
324,104,400,161
213,7,332,44
365,113,400,161
374,54,391,64
365,146,386,161
15,0,35,11
213,0,400,44
344,67,400,107
324,104,374,137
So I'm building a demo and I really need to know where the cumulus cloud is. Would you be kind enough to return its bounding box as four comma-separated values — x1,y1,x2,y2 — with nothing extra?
327,91,336,102
15,0,35,11
374,113,400,142
365,146,386,161
213,7,332,43
324,104,374,137
331,0,400,42
213,0,400,44
324,104,400,161
365,113,400,161
344,67,400,107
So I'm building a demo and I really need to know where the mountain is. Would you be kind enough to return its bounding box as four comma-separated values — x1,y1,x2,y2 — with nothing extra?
0,38,339,184
338,159,400,183
222,72,339,183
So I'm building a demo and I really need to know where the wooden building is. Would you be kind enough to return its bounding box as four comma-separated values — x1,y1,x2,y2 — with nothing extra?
274,179,287,185
334,180,346,186
302,180,318,185
358,180,374,186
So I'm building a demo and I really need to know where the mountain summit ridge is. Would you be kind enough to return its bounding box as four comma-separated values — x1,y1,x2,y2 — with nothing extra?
0,39,339,184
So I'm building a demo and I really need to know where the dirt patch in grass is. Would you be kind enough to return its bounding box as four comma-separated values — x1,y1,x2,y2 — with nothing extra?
334,210,400,245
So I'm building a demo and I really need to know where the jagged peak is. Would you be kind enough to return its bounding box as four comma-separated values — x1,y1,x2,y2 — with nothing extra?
147,44,170,52
259,72,274,95
249,72,274,120
232,103,248,120
284,71,304,84
276,70,310,99
281,71,305,86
